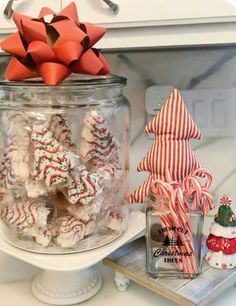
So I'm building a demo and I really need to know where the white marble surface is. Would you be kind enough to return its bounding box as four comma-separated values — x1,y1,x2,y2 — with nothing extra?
0,252,236,306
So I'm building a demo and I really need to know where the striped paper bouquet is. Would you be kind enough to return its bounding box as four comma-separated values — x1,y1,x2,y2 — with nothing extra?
129,89,213,274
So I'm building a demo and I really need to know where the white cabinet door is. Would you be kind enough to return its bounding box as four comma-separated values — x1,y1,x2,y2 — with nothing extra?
62,0,236,27
0,0,61,34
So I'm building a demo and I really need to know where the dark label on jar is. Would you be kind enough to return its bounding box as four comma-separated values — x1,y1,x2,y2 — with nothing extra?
153,248,193,257
152,226,193,264
158,226,188,235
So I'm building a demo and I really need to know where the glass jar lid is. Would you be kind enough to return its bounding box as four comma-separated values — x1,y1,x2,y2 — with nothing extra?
0,73,127,90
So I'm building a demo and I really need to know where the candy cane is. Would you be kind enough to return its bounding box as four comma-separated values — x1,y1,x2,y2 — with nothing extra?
152,182,184,271
151,180,197,274
161,212,196,273
190,168,212,189
183,175,202,211
152,180,180,226
151,167,213,274
157,212,184,272
176,186,197,273
182,168,212,214
201,187,213,215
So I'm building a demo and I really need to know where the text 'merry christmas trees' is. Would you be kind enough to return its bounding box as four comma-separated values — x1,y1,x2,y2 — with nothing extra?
129,89,202,203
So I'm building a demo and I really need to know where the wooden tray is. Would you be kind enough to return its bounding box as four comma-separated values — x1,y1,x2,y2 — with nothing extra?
103,237,236,306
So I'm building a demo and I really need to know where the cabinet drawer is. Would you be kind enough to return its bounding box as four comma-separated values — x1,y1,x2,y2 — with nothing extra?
0,0,61,34
62,0,236,28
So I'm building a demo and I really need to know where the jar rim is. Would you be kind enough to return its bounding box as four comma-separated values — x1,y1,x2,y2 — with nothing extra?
0,73,127,89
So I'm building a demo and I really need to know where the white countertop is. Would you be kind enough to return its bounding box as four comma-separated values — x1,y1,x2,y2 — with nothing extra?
1,251,236,306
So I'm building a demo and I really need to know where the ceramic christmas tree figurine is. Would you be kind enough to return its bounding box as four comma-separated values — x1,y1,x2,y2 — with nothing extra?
206,195,236,269
129,89,202,203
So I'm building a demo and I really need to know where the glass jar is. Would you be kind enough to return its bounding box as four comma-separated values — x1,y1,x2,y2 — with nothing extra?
0,74,130,254
146,192,204,278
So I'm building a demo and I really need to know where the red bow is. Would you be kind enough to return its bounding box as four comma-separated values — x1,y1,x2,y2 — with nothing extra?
0,2,110,85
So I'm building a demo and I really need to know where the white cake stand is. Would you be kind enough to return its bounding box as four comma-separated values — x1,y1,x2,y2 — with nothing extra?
0,211,145,305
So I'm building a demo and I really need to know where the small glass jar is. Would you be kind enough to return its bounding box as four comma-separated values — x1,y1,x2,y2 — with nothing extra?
146,192,204,278
0,74,130,254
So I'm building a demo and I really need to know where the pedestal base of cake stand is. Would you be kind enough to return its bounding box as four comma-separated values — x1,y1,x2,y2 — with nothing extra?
0,211,145,305
32,269,102,305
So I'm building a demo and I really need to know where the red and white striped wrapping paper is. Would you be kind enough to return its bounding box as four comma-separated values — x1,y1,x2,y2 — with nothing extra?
129,89,202,203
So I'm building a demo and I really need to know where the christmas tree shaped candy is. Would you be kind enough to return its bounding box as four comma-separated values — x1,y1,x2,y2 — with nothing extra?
55,216,86,248
45,114,76,150
67,169,103,205
0,111,30,190
206,196,236,269
80,110,120,170
0,198,50,238
129,89,202,203
31,123,72,187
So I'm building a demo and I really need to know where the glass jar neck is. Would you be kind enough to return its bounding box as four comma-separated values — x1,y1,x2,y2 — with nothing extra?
148,191,202,214
148,192,171,213
0,74,127,108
